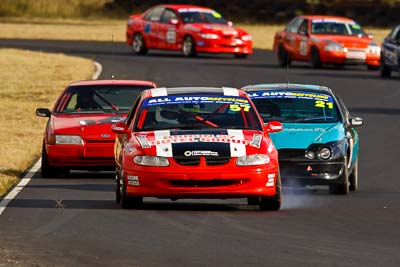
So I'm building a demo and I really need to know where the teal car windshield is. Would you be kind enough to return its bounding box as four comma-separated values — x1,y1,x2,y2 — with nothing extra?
249,90,340,123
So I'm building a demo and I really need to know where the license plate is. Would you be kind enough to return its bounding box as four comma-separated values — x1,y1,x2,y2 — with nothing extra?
346,51,366,60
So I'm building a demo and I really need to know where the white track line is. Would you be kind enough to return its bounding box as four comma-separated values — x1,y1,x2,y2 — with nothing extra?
0,61,103,216
0,160,41,215
92,61,102,80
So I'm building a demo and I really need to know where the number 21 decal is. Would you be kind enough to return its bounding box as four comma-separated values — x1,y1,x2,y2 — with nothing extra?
315,100,333,109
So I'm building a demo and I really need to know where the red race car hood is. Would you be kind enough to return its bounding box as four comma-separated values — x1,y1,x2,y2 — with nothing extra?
185,23,248,36
133,129,267,158
312,34,373,49
52,114,126,141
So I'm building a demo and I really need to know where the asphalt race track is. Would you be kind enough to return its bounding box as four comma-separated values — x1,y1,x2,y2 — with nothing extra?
0,39,400,266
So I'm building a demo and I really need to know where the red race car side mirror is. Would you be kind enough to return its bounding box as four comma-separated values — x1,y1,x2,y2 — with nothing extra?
264,121,283,133
112,122,129,134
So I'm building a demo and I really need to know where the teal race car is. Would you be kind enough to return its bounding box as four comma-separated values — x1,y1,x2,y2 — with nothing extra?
242,84,363,194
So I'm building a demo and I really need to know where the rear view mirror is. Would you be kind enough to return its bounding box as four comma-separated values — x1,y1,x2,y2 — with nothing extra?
112,122,129,134
264,121,283,133
350,117,363,127
36,108,51,118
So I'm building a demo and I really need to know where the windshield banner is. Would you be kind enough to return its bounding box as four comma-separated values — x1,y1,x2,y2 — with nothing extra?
143,95,250,106
248,91,333,102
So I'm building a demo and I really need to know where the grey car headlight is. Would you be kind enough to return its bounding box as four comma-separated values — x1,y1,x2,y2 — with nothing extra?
134,156,169,166
236,154,270,166
55,135,83,145
318,147,332,160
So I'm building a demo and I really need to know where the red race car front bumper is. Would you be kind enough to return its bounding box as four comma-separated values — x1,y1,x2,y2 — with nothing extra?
123,161,278,199
195,38,253,55
46,143,115,168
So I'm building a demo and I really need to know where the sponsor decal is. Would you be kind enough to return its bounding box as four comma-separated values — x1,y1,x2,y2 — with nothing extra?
167,28,176,43
136,135,151,148
143,95,249,106
101,134,110,138
212,11,222,18
267,142,274,153
148,133,252,146
248,91,332,101
155,130,173,157
266,173,275,187
127,175,140,186
251,134,262,148
184,150,219,157
178,8,213,13
144,23,151,34
312,19,354,24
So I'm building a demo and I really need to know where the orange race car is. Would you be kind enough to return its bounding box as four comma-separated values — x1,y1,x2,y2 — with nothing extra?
273,15,381,69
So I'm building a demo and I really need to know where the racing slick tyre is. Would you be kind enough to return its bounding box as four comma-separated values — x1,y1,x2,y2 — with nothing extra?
367,65,379,71
349,157,358,191
234,53,248,59
329,157,349,195
247,197,260,205
119,181,143,209
182,36,197,57
259,173,282,211
310,47,322,69
115,172,121,204
380,58,392,78
277,45,291,67
132,33,147,55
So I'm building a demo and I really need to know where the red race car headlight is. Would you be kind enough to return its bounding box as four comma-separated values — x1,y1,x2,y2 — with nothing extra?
241,35,252,41
55,135,83,145
236,154,270,166
198,33,219,39
134,156,169,167
323,40,345,52
367,42,381,55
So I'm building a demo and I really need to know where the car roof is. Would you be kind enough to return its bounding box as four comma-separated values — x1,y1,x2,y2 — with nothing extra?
242,83,333,94
300,15,355,23
143,87,247,97
161,4,214,11
69,79,157,87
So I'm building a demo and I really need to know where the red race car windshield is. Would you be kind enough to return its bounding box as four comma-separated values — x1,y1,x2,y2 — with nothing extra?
56,85,153,113
249,90,340,123
135,95,262,131
178,8,228,24
311,19,366,36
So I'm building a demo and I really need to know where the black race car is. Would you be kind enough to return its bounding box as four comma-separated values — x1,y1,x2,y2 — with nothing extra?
380,25,400,78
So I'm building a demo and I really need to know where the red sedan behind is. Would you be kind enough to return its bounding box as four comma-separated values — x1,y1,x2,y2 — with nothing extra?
36,79,157,177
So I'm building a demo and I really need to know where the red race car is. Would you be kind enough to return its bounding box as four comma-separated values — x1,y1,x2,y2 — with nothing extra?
112,87,283,210
36,79,157,178
273,15,381,69
126,4,253,58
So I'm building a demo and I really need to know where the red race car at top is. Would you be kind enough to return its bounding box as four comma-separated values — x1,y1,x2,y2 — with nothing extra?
112,87,283,210
126,4,253,58
36,79,157,178
273,15,381,69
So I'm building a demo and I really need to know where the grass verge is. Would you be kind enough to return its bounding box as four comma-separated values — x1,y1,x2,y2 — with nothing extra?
0,18,391,50
0,49,94,197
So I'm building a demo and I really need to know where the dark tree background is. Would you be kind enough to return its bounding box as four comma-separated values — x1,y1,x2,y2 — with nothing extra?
107,0,400,26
